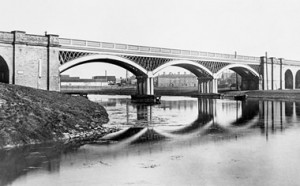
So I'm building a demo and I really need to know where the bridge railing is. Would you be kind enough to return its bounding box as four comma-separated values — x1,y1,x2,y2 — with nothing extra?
59,38,261,63
284,59,300,66
0,31,51,46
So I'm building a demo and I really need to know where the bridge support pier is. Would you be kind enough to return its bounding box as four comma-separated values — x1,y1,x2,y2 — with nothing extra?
136,75,154,95
260,56,282,90
133,75,159,104
198,77,218,94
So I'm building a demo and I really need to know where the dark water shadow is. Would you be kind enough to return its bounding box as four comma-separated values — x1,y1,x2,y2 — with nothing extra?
0,142,81,186
2,97,300,185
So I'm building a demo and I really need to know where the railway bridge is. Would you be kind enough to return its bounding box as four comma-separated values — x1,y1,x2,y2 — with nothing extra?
1,30,300,95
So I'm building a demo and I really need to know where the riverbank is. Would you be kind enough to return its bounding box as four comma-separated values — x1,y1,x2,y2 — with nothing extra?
61,86,199,96
222,90,300,100
0,83,117,149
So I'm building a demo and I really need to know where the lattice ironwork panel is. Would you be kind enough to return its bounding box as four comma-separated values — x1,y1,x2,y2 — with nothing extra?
122,56,230,73
195,61,230,73
59,51,94,64
121,55,172,71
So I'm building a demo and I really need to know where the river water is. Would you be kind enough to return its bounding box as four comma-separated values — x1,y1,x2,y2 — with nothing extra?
1,95,300,186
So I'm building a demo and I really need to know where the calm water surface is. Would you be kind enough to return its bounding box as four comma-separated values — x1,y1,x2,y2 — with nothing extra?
1,95,300,186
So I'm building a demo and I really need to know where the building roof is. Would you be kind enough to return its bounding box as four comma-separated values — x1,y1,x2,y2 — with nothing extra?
157,73,197,78
61,78,107,82
60,75,80,80
93,76,116,81
61,75,115,82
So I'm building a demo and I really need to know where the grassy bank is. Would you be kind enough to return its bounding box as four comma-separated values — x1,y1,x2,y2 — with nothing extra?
0,83,116,149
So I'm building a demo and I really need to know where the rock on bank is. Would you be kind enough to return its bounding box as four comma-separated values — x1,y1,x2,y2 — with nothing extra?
0,83,112,148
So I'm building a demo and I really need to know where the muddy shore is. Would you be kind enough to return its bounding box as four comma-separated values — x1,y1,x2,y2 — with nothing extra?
0,83,117,149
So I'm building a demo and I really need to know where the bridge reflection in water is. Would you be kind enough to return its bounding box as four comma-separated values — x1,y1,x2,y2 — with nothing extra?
1,96,300,186
102,98,299,144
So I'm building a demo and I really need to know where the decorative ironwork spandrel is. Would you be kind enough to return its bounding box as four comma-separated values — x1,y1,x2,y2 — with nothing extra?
59,51,93,65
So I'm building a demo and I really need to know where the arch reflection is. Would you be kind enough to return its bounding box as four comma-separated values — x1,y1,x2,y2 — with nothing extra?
2,97,300,186
103,98,265,143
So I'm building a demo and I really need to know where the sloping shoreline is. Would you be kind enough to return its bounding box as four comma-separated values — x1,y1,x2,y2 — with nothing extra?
0,83,117,149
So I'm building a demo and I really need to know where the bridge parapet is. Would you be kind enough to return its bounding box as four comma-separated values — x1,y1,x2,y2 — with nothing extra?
284,59,300,66
0,31,59,47
59,38,261,63
0,31,14,43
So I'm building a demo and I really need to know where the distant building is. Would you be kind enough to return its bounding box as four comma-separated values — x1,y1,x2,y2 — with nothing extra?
155,72,197,87
61,75,80,80
154,71,242,89
92,76,116,84
60,75,114,87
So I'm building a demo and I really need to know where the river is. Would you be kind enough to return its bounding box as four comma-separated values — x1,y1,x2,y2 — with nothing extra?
1,95,300,186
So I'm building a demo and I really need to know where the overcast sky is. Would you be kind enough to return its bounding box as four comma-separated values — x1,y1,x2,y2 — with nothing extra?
1,0,300,78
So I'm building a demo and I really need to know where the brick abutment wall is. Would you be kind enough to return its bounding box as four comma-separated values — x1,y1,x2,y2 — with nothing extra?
0,31,60,91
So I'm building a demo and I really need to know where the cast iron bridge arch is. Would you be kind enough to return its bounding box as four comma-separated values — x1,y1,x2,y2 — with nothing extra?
58,48,261,76
58,38,262,94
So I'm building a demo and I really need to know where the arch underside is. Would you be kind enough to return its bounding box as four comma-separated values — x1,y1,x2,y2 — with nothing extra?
61,59,146,76
230,67,258,78
231,67,259,90
59,54,148,76
173,64,211,77
215,64,260,90
216,63,260,78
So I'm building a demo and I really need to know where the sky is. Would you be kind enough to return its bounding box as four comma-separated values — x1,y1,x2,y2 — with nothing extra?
1,0,300,78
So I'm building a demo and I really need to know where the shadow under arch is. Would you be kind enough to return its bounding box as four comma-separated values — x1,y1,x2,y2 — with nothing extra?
230,100,260,126
215,64,259,90
285,69,293,89
169,99,214,135
59,54,148,76
0,56,9,83
168,99,260,135
152,60,213,78
295,70,300,89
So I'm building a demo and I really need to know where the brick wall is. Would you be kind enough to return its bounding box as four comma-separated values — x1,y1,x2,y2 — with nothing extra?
0,31,60,91
0,43,13,83
15,45,48,89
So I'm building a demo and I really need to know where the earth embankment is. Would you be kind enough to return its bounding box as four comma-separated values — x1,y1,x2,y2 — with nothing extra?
0,83,113,149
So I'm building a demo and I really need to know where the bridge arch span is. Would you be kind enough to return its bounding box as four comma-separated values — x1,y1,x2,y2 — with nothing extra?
215,64,259,90
152,60,213,77
215,64,259,78
0,56,9,83
59,54,148,76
